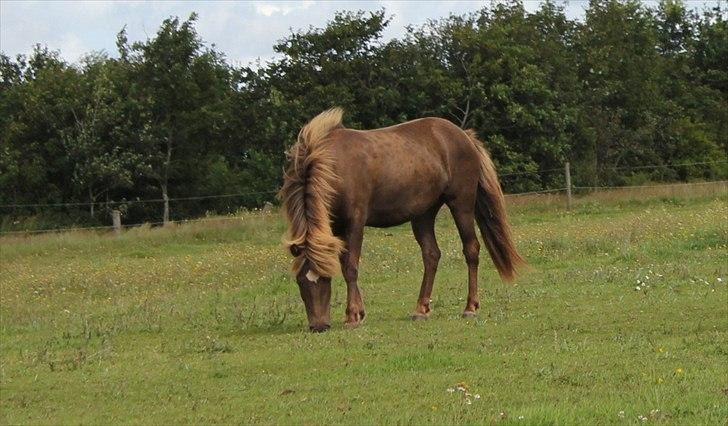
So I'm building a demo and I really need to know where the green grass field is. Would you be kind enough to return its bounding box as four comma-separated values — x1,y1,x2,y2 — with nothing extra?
1,194,727,424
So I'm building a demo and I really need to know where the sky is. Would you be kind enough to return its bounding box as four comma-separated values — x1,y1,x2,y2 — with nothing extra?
0,0,720,67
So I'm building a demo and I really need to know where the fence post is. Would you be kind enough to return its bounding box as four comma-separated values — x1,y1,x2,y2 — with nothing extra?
565,161,572,210
111,209,122,235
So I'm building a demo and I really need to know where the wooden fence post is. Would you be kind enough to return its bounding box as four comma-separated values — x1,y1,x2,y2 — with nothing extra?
565,161,572,210
112,210,122,235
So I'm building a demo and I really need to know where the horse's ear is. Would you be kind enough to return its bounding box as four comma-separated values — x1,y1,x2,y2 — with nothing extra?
290,244,303,256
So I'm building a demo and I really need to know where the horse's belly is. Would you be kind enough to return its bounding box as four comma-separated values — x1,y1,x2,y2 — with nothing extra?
365,178,445,227
366,209,418,228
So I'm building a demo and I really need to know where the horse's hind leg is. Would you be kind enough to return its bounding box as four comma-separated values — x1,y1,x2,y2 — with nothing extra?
411,206,441,320
448,201,481,318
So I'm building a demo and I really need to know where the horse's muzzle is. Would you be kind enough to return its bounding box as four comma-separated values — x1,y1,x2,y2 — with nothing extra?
309,323,331,333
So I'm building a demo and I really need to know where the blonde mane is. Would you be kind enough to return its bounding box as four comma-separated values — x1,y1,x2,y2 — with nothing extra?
279,108,346,278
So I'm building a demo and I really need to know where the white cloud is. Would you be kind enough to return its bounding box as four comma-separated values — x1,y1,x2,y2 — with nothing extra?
254,1,314,17
57,33,88,62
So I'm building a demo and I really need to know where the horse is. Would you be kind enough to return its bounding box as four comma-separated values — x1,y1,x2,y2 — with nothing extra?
279,108,524,332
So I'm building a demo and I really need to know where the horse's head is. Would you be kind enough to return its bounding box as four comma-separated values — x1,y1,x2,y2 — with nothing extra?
293,252,332,332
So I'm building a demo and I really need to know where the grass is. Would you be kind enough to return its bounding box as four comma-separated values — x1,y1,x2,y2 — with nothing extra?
1,192,727,424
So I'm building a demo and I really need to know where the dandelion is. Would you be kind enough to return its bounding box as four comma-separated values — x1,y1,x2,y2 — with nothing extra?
676,368,684,374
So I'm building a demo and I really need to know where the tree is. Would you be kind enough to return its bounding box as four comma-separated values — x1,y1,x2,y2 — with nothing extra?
119,14,232,224
62,54,145,217
0,46,81,207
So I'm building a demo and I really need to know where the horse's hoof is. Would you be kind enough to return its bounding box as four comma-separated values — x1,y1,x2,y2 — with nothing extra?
462,311,477,319
411,313,428,321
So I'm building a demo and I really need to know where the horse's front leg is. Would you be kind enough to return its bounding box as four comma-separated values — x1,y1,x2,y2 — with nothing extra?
341,224,365,328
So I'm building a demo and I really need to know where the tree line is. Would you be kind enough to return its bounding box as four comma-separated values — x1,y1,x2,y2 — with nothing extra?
1,0,726,230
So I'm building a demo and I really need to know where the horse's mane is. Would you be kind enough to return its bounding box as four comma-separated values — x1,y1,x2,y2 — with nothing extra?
279,108,346,278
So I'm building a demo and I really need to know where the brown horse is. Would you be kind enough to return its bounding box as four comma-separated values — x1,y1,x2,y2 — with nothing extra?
279,108,523,332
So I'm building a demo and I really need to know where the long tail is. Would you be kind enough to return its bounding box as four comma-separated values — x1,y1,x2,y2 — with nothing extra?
278,108,345,278
465,129,525,282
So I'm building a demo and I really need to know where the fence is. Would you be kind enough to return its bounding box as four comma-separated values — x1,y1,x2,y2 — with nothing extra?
1,160,726,236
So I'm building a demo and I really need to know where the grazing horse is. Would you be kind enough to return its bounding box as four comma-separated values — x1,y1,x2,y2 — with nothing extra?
279,108,523,332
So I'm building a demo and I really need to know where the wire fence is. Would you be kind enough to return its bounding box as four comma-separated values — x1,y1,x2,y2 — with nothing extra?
572,181,728,191
0,190,279,209
504,187,566,197
1,159,726,236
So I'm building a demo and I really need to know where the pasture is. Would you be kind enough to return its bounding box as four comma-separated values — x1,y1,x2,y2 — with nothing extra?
1,191,726,424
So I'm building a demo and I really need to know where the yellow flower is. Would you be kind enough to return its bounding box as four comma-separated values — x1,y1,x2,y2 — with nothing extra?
676,368,684,374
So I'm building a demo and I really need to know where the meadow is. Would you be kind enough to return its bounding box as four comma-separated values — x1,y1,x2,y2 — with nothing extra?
1,188,726,425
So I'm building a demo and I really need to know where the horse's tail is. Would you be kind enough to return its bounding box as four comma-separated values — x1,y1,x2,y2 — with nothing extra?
465,129,524,282
278,108,345,278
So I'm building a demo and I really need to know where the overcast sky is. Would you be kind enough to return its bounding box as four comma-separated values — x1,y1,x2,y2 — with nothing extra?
0,1,720,67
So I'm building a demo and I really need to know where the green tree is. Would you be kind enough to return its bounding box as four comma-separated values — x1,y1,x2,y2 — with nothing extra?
573,0,663,185
119,14,232,224
0,46,81,207
62,54,146,217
